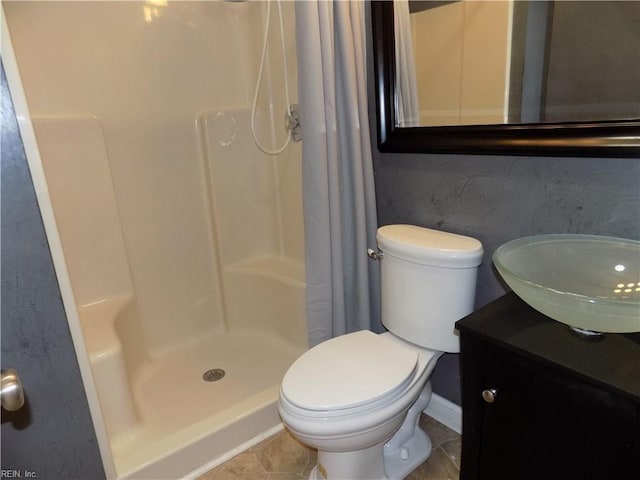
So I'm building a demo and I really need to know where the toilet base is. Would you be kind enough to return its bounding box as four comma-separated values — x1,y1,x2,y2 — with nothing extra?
312,443,388,480
383,381,433,479
383,428,431,479
306,383,435,479
307,430,431,480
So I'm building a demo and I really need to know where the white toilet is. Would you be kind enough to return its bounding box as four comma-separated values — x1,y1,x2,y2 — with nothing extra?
278,224,483,480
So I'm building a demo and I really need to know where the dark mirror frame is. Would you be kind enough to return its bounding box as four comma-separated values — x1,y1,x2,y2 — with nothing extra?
371,1,640,157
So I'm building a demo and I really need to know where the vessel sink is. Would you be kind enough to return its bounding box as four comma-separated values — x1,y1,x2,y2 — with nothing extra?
493,235,640,334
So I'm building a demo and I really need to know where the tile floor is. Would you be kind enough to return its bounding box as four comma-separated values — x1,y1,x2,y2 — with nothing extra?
197,414,460,480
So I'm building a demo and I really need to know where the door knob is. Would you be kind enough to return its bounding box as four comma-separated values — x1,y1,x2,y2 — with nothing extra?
482,388,498,404
1,369,25,411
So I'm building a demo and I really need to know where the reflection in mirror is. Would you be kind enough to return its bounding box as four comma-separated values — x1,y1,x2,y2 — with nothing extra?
396,0,640,128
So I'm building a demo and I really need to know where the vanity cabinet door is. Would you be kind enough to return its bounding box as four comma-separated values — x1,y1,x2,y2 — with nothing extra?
477,345,638,479
477,347,538,477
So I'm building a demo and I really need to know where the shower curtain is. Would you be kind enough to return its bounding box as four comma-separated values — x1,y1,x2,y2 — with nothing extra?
394,0,420,127
295,0,381,347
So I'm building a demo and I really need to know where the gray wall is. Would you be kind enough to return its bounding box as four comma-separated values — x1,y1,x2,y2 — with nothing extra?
371,152,640,404
544,1,640,122
510,1,640,123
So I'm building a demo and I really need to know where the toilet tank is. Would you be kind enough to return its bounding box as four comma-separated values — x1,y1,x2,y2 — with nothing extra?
377,225,483,353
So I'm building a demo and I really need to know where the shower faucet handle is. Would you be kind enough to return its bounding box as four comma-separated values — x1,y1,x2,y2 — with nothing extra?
286,104,302,142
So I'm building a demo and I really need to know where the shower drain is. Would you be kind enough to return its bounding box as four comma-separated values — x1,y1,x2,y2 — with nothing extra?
202,368,226,382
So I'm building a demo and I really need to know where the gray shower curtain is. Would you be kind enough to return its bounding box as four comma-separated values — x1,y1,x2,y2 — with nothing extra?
295,0,381,347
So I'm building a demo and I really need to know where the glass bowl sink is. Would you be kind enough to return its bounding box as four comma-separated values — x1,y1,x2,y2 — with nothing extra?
493,235,640,334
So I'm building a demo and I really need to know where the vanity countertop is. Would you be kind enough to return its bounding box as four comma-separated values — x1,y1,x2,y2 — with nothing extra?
455,292,640,404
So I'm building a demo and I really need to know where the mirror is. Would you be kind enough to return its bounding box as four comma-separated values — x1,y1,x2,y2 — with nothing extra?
372,0,640,157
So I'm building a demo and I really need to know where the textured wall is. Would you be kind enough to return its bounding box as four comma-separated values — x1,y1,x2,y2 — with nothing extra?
545,1,640,122
1,65,105,478
372,152,640,404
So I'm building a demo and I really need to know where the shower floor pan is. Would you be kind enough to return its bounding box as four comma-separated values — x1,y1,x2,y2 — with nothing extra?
107,329,303,479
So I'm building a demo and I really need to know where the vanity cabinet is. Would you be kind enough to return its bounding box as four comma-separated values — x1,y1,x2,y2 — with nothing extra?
456,293,640,480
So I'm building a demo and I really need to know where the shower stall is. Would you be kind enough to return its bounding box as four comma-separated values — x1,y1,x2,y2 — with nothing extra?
3,1,307,478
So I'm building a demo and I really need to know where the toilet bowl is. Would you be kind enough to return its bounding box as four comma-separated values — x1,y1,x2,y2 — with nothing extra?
278,225,483,479
279,331,441,479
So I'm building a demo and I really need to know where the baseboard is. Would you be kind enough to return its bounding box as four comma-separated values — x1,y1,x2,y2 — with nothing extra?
424,393,462,435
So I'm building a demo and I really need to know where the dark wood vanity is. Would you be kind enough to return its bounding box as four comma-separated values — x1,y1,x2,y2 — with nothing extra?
456,293,640,479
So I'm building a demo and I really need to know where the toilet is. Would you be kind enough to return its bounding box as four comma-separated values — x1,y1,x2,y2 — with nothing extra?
278,225,483,480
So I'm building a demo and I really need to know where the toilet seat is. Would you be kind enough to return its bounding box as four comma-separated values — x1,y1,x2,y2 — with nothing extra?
281,330,420,414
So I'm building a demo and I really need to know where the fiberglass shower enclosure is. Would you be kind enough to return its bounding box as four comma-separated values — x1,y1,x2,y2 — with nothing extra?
3,1,307,478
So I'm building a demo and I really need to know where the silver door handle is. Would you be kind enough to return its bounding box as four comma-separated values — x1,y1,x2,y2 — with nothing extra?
1,369,25,411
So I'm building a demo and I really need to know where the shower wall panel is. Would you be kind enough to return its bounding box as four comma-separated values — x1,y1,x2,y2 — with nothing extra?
3,1,279,357
200,109,306,346
199,109,303,267
31,117,134,307
276,140,304,262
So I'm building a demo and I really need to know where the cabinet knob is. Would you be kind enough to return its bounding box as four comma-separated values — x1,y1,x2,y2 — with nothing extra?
482,388,498,404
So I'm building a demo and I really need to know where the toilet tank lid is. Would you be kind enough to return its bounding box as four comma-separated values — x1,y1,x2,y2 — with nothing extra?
377,225,483,268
